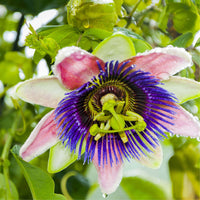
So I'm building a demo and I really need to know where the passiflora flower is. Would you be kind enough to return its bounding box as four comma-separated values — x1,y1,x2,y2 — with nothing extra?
16,34,200,195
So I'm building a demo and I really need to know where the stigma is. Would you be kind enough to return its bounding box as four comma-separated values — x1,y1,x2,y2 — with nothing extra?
89,92,147,143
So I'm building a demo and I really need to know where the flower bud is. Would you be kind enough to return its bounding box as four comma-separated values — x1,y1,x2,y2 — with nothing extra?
67,0,118,31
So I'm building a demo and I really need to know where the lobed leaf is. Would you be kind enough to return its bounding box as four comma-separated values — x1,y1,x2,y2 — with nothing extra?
11,145,65,200
121,176,167,200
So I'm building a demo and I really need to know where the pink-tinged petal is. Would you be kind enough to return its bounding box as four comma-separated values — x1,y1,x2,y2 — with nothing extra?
124,46,192,80
92,146,123,195
134,135,163,169
20,110,59,162
16,76,67,108
52,46,104,90
159,104,200,138
169,105,200,137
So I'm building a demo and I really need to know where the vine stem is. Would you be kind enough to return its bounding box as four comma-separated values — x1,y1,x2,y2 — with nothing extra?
61,171,77,200
128,0,143,18
125,0,143,28
1,112,20,200
12,14,24,51
1,134,13,200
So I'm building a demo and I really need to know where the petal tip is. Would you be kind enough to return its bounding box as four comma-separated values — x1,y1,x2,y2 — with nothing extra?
19,111,59,162
132,46,193,80
52,46,104,89
171,105,200,138
99,163,123,195
52,46,90,72
93,150,123,195
139,46,192,66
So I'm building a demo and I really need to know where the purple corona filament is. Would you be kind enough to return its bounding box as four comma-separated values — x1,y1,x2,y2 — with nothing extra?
54,61,178,166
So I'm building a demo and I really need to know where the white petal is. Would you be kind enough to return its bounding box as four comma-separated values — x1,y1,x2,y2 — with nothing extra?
161,76,200,104
16,76,68,108
48,140,86,173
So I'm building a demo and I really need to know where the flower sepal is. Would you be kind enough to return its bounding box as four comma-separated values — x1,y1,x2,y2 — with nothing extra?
48,139,86,173
161,76,200,104
16,76,67,108
93,33,136,62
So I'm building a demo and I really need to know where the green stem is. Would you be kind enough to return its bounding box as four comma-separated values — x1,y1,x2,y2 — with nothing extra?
125,0,143,28
128,0,143,18
1,112,20,200
61,172,77,200
1,133,13,200
181,156,200,197
12,14,24,51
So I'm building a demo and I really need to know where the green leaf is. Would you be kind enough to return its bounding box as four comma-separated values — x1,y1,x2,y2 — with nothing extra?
67,0,118,31
113,0,123,16
93,33,136,62
191,50,200,66
0,50,32,85
132,38,152,53
0,60,21,85
66,173,90,200
114,27,145,40
113,27,152,53
124,0,151,10
26,25,61,63
169,154,184,199
37,25,80,48
4,51,33,79
169,141,200,199
160,2,200,34
121,176,167,200
172,4,200,33
0,173,19,200
11,145,65,200
83,28,112,40
52,194,66,200
33,50,46,64
171,32,194,48
26,25,81,63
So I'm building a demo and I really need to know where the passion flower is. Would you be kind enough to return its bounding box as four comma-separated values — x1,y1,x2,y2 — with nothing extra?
54,60,178,167
16,39,200,195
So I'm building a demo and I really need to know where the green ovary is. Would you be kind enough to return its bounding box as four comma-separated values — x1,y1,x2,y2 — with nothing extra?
89,93,147,143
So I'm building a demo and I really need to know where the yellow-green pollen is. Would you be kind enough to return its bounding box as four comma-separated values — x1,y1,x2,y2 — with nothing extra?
89,93,147,143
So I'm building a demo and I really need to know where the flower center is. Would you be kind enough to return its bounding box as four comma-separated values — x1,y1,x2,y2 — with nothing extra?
89,91,147,143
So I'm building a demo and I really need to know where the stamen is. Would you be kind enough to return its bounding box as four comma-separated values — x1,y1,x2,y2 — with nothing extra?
89,97,147,143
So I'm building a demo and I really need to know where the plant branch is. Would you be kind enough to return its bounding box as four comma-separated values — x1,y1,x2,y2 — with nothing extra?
1,111,20,200
12,14,25,51
125,0,143,28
